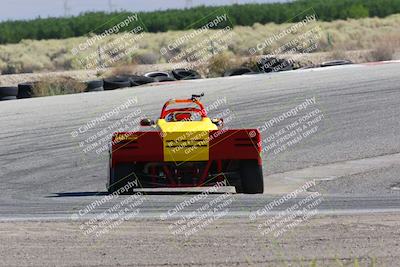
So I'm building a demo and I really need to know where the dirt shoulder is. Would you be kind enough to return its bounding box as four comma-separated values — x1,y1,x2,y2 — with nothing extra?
0,63,174,86
0,50,386,87
1,213,400,266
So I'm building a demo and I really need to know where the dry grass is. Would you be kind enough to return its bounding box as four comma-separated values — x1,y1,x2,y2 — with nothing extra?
106,63,138,77
32,76,86,97
328,49,349,60
369,46,394,61
0,14,399,74
204,52,240,77
367,33,400,61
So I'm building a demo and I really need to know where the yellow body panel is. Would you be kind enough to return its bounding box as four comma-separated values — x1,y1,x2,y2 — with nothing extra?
157,118,217,162
157,118,218,132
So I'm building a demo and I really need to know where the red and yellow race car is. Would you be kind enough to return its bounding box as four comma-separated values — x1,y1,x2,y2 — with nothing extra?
108,94,263,194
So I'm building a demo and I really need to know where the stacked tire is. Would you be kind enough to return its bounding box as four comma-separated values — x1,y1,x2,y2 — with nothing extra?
17,82,37,99
320,60,352,67
0,86,18,101
118,75,154,87
224,67,255,77
257,57,293,73
86,80,104,92
172,69,201,80
144,71,176,82
103,77,131,90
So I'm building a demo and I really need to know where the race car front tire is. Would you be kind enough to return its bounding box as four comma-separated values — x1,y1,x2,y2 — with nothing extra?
238,160,264,194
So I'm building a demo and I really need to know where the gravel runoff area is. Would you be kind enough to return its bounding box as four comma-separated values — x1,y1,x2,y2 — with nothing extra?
1,213,400,266
314,164,400,196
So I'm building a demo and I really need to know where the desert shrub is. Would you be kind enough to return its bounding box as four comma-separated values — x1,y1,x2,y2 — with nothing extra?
328,49,348,60
206,52,239,77
0,60,6,74
53,54,79,70
32,76,86,97
241,56,260,70
369,46,394,61
368,34,400,61
106,63,138,77
135,52,159,64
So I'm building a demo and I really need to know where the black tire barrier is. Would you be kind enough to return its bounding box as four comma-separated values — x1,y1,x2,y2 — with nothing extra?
117,75,155,87
17,82,35,98
320,60,353,67
144,71,173,79
0,96,17,101
87,86,104,92
243,71,261,75
86,80,104,91
130,75,155,86
0,86,18,97
103,77,131,90
172,69,201,80
86,80,104,92
154,76,176,82
257,57,293,73
224,67,254,77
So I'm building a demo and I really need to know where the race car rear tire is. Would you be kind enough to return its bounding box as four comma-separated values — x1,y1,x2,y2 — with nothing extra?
108,163,138,194
238,160,264,194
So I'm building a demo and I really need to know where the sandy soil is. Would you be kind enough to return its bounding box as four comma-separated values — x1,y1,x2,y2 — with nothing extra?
1,213,400,266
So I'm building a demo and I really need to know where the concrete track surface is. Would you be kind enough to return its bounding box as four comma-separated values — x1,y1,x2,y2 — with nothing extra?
1,62,400,266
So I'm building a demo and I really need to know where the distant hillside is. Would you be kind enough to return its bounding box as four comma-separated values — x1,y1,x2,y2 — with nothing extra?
0,0,399,44
0,14,399,75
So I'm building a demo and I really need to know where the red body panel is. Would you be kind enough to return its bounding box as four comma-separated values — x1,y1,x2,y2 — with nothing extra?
209,129,261,164
111,131,163,166
111,129,261,167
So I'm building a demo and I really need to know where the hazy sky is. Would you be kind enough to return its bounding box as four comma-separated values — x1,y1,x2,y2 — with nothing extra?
0,0,291,21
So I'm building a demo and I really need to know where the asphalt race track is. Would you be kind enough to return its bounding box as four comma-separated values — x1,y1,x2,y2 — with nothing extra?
1,62,400,220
